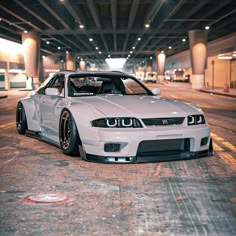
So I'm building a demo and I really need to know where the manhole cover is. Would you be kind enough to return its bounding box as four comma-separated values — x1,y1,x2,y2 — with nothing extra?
25,193,68,204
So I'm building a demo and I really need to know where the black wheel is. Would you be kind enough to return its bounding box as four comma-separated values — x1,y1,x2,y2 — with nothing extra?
16,102,28,134
59,109,81,156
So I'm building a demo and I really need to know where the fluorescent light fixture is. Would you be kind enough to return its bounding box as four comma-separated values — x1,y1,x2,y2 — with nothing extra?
218,56,233,59
105,58,126,69
233,54,236,57
9,69,25,73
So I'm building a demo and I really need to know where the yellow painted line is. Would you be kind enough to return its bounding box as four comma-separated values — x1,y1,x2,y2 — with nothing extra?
213,142,223,152
212,132,236,152
0,122,16,129
220,153,236,171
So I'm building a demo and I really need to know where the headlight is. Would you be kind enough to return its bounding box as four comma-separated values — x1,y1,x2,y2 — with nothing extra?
188,114,206,125
91,117,143,128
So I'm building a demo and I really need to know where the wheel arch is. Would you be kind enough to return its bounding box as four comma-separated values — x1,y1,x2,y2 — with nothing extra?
19,98,41,131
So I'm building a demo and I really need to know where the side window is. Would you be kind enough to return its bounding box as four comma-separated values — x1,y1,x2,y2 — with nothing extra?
37,74,65,95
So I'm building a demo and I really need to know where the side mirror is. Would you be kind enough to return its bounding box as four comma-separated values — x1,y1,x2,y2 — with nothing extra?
152,87,161,95
45,88,60,96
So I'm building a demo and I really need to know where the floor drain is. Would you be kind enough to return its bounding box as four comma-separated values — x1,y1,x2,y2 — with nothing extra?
24,193,68,204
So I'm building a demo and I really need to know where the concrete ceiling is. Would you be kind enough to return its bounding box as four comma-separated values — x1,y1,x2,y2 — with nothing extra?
0,0,236,67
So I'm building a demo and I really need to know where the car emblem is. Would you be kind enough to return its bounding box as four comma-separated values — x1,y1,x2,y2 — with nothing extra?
162,119,168,125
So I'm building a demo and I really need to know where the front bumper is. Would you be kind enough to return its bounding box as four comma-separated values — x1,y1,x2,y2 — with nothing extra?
82,125,214,163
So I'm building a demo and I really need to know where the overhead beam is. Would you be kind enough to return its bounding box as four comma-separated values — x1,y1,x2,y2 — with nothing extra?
14,0,56,30
38,0,71,29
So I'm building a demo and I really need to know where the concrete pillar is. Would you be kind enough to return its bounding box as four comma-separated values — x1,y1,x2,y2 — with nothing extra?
66,53,75,70
146,59,153,73
79,60,86,71
22,31,40,89
5,62,10,90
157,51,166,81
188,30,208,89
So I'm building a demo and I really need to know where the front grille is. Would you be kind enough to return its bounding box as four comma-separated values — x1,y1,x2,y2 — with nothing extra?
137,138,190,157
142,117,185,126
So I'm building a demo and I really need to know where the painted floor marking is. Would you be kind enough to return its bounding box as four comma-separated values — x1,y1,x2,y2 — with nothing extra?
211,132,236,170
0,121,16,129
213,142,223,152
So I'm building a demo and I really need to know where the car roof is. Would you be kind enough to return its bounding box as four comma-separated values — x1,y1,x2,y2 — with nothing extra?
59,70,134,78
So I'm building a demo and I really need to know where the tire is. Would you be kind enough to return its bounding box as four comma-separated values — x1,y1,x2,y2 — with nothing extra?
59,109,81,156
16,102,28,134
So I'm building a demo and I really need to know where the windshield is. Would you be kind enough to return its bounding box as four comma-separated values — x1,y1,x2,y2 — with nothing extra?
68,75,153,97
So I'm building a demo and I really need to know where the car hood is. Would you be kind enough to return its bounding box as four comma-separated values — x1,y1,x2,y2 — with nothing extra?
75,95,202,118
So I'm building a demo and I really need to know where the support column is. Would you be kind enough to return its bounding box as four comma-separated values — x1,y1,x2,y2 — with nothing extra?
156,51,166,82
146,59,153,73
5,62,10,90
79,60,86,71
188,30,208,89
66,52,75,70
22,31,40,90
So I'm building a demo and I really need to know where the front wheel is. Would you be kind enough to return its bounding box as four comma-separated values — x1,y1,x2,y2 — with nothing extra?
59,109,81,156
16,102,28,134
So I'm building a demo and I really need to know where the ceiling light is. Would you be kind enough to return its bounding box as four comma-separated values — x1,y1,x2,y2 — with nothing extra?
95,47,99,50
66,51,69,53
108,55,111,57
205,26,210,30
42,56,45,59
99,51,102,54
46,41,50,44
58,46,61,50
169,46,172,49
0,18,2,21
145,24,150,28
233,54,236,57
89,38,93,42
132,46,135,49
24,30,28,34
79,24,84,29
130,51,133,54
77,56,80,59
218,56,233,60
137,38,141,41
182,38,186,42
150,56,152,59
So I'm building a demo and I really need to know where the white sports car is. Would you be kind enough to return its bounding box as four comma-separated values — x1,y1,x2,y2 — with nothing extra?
16,71,213,163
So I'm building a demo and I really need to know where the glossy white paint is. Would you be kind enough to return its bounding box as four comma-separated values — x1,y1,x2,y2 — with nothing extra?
19,71,211,160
